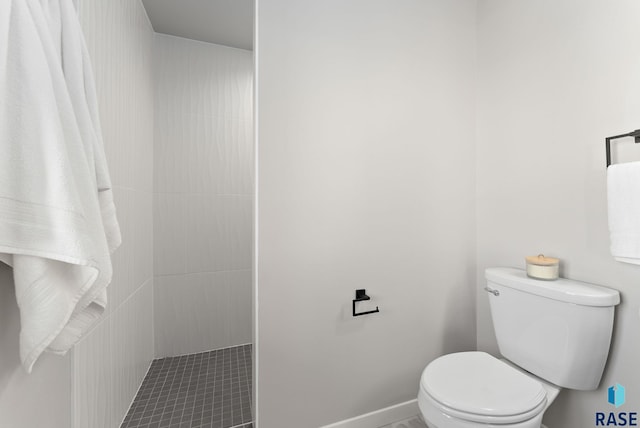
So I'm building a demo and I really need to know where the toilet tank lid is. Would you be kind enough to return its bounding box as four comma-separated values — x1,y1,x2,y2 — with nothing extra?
485,267,620,307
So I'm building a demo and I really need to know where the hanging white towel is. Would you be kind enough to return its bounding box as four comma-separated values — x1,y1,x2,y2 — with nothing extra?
0,0,121,372
608,161,640,265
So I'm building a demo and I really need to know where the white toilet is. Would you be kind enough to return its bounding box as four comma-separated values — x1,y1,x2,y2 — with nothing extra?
418,267,620,428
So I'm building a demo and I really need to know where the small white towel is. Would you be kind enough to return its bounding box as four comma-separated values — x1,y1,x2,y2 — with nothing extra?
608,161,640,265
0,0,121,372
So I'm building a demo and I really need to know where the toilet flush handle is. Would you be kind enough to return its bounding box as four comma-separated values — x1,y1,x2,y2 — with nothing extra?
484,286,500,296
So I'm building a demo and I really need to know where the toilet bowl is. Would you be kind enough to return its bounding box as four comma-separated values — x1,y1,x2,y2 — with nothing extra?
418,352,559,428
417,267,620,428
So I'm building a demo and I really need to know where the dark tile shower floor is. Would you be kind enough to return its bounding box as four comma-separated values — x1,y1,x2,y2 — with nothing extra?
120,344,253,428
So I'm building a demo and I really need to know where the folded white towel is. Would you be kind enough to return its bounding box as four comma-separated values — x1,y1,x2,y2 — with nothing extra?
608,161,640,265
0,0,120,372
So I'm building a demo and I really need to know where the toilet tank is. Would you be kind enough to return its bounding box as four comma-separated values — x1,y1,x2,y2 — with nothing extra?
485,267,620,391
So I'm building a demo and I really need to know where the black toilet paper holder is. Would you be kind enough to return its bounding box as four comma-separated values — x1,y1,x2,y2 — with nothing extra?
352,289,380,317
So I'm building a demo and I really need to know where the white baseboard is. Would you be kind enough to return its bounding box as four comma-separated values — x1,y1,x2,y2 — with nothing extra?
319,399,419,428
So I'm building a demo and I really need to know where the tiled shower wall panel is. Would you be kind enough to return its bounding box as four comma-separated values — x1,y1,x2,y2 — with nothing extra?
153,34,253,357
73,0,155,427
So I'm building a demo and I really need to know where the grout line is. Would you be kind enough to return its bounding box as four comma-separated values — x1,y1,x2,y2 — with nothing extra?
154,268,251,278
115,358,154,428
153,191,254,195
134,0,153,31
114,276,154,314
228,421,253,428
75,276,153,346
153,32,253,52
154,342,252,360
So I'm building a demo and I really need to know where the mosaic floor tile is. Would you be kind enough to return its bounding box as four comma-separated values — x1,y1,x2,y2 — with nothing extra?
120,344,252,428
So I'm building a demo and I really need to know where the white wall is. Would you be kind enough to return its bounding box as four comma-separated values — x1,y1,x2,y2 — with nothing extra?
476,1,640,426
153,34,253,357
74,0,155,427
256,1,477,426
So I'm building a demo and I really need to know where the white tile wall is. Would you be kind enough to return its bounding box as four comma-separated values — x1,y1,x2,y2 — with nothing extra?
73,317,114,428
133,192,154,288
185,194,252,273
109,188,136,312
74,0,155,427
154,271,252,356
73,280,154,428
154,193,252,275
153,34,253,357
111,280,154,423
227,269,253,343
153,36,253,123
161,114,253,195
154,193,188,275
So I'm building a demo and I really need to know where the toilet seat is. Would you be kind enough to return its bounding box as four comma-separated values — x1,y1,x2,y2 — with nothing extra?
420,351,547,424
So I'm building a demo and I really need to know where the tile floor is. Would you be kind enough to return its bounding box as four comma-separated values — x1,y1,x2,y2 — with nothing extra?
120,344,252,428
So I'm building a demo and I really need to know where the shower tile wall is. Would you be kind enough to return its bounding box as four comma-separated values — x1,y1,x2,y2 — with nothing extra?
153,34,253,358
73,0,156,427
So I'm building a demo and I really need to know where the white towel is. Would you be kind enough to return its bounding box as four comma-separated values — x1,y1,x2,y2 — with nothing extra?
0,0,121,372
608,161,640,265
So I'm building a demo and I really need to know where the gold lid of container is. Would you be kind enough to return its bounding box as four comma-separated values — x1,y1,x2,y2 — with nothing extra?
525,254,559,266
